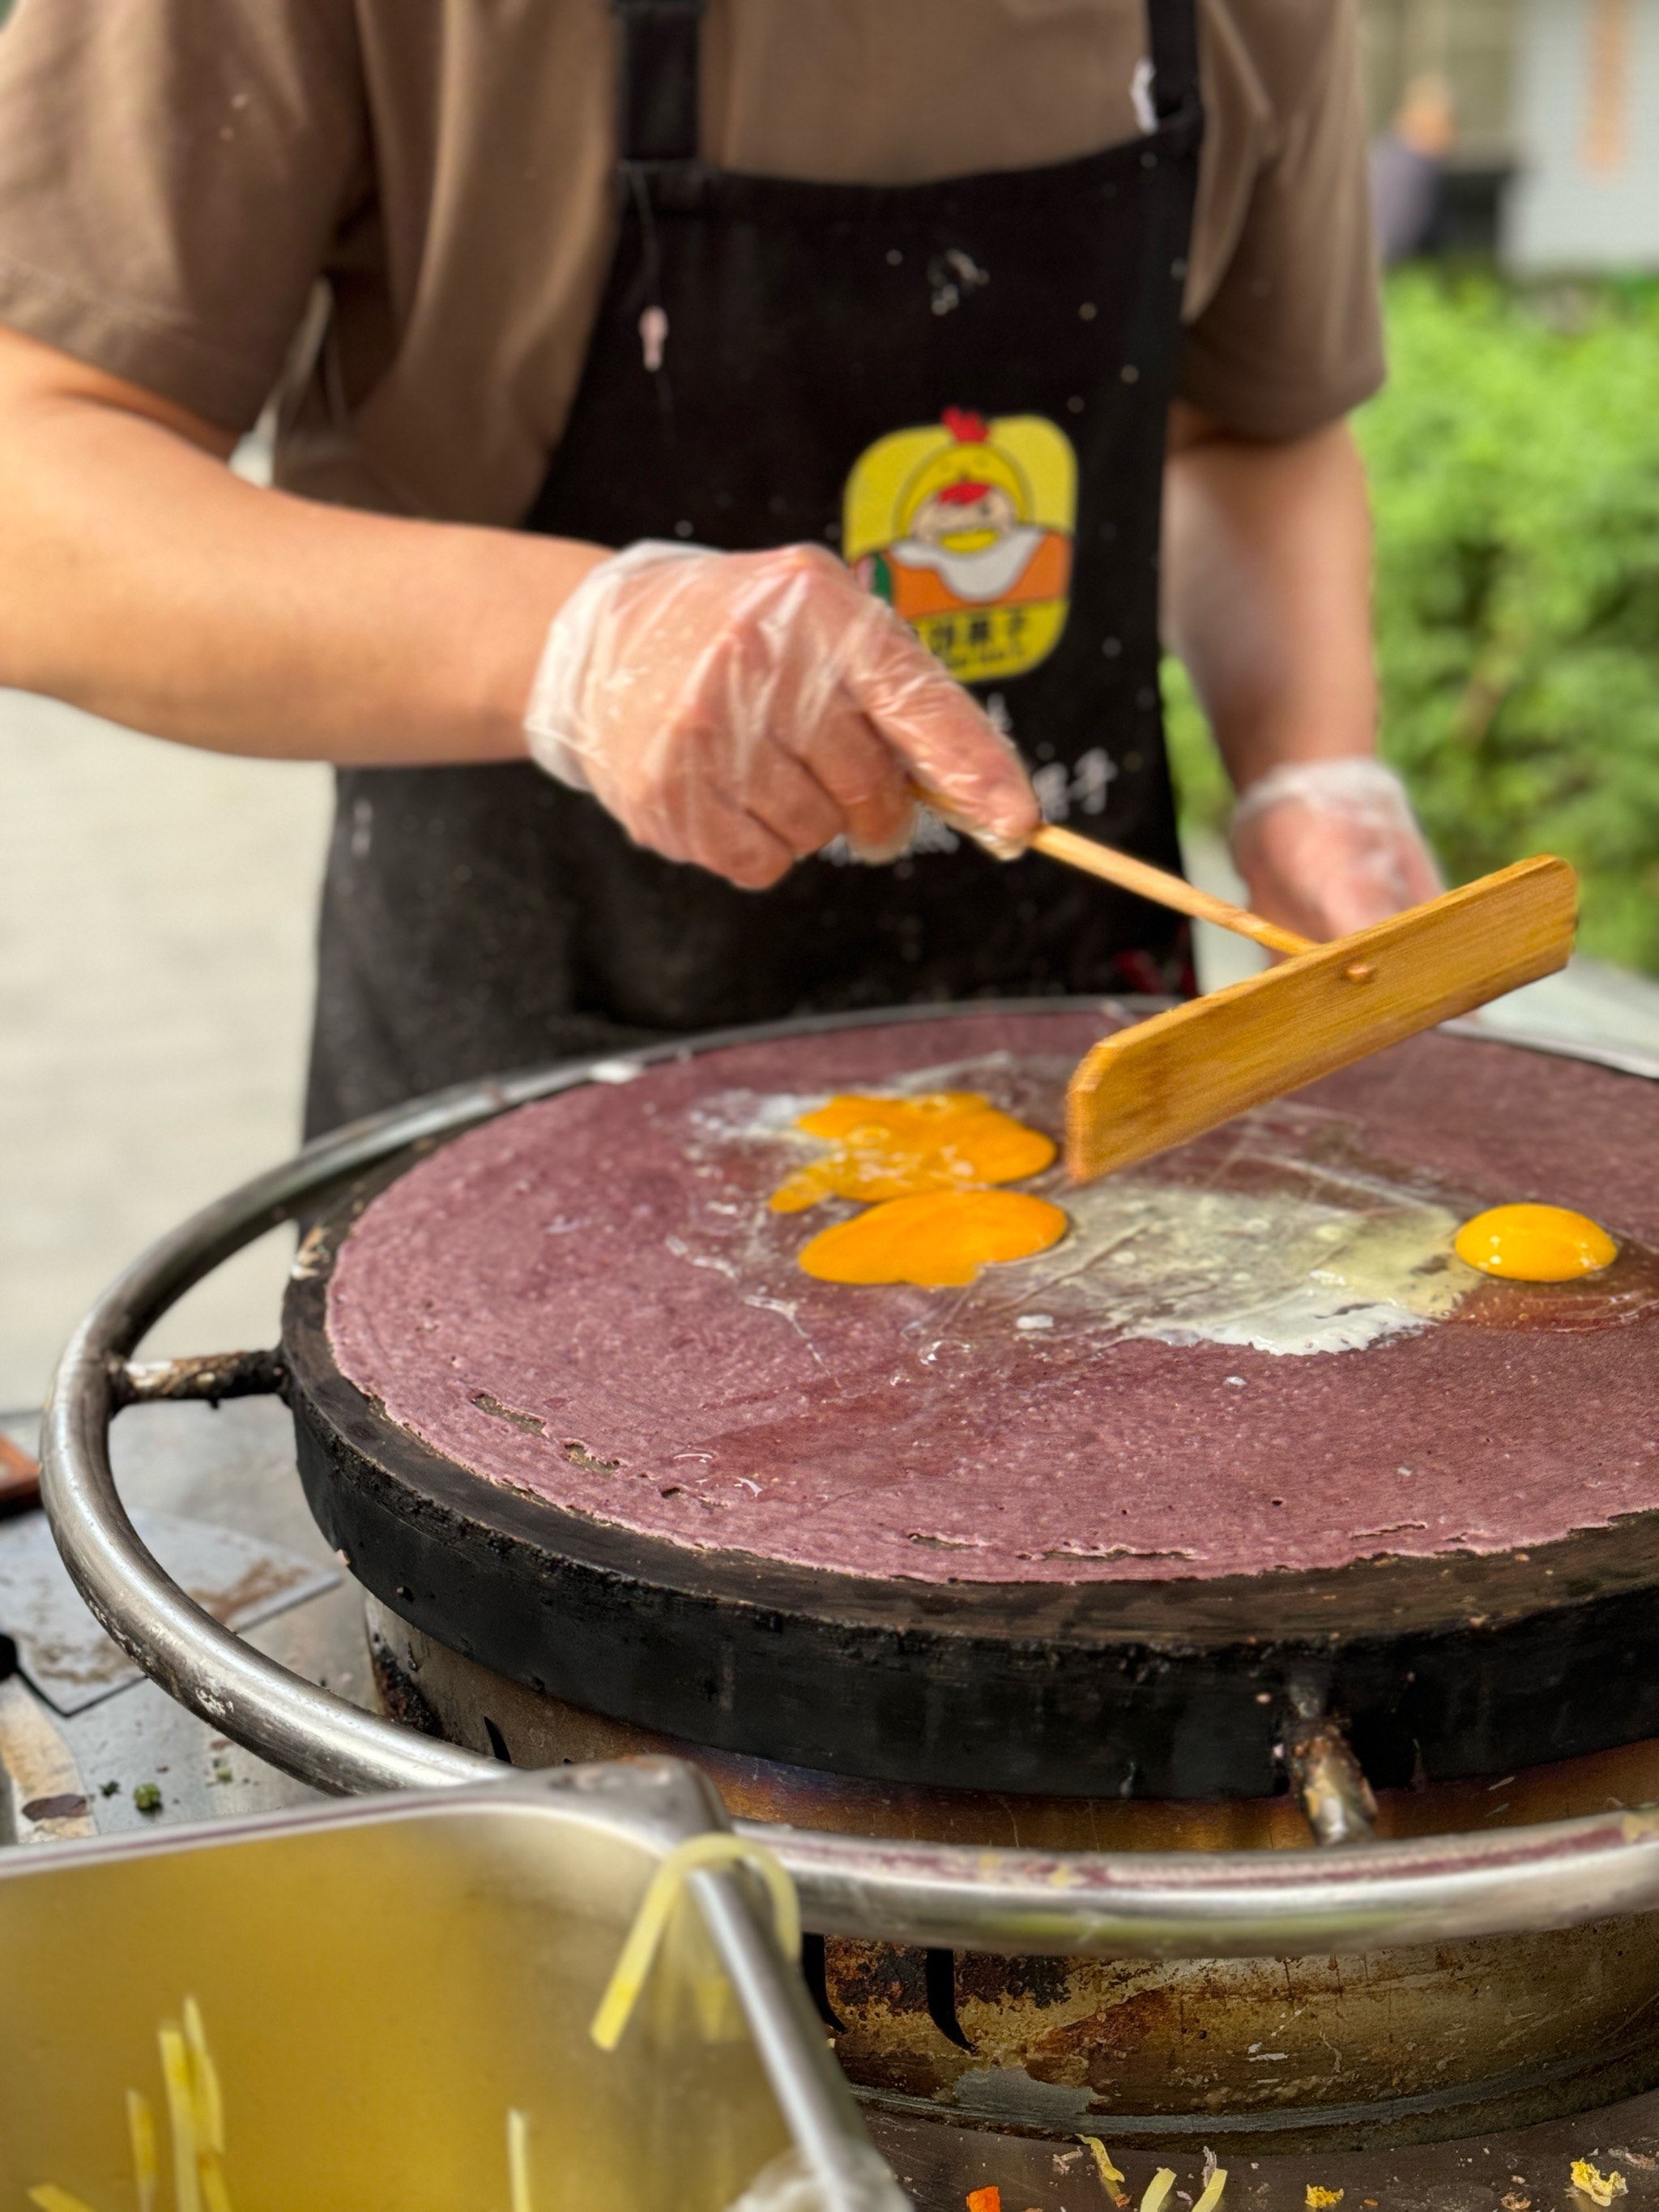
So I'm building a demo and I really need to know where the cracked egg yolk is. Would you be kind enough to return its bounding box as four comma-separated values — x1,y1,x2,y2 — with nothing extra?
774,1091,1065,1287
769,1091,1056,1211
798,1188,1068,1287
1453,1202,1617,1283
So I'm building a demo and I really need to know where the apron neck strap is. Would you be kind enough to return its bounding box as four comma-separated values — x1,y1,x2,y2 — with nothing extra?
1147,0,1201,121
612,0,706,164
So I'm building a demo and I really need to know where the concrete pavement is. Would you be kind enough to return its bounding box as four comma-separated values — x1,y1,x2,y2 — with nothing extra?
0,690,331,1411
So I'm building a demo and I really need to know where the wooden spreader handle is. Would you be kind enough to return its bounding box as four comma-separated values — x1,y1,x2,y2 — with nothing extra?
1028,823,1312,959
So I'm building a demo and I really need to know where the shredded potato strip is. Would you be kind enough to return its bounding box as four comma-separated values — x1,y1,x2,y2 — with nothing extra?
1080,2137,1129,2208
508,2108,533,2212
1140,2171,1178,2212
28,2190,100,2212
1193,2167,1229,2211
183,1998,232,2212
127,2090,160,2212
183,2000,225,2154
590,1833,800,2052
158,2026,203,2212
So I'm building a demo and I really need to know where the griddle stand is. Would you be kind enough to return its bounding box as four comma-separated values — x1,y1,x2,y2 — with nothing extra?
39,1007,1659,1958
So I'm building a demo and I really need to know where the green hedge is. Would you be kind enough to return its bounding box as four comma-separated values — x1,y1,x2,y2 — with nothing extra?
1167,272,1659,974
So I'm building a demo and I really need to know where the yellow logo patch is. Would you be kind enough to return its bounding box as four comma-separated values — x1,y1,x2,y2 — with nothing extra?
845,408,1077,682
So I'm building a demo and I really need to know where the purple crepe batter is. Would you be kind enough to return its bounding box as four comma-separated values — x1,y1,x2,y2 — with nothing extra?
326,1011,1659,1584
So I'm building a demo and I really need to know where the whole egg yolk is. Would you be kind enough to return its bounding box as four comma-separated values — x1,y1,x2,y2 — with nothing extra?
1452,1202,1618,1282
797,1189,1068,1288
769,1091,1056,1212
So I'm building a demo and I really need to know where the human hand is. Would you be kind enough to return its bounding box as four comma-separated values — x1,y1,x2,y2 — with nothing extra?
522,540,1037,889
1229,758,1441,943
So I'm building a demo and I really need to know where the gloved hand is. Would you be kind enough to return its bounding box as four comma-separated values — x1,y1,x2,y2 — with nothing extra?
523,540,1037,890
1229,757,1441,943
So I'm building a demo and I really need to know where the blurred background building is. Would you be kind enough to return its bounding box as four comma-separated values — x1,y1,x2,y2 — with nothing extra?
1361,0,1659,265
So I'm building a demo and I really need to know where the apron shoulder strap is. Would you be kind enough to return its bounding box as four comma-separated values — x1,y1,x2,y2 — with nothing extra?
612,0,706,164
1147,0,1201,121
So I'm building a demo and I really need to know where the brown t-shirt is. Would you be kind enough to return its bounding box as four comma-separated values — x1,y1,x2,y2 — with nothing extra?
0,0,1384,527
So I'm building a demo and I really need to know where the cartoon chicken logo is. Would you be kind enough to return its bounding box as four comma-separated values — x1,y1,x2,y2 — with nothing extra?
845,407,1077,682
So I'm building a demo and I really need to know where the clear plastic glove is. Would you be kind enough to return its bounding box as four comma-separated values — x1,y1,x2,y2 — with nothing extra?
523,540,1038,890
1229,757,1441,943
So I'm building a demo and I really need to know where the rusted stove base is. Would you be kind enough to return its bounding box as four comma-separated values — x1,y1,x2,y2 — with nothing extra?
368,1599,1659,2154
830,1937,1659,2157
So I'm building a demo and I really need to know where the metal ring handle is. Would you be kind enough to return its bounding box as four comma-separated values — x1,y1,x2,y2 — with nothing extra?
40,1006,1659,1954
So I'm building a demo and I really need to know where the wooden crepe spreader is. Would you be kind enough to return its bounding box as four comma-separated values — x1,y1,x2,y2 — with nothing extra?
1029,822,1580,1181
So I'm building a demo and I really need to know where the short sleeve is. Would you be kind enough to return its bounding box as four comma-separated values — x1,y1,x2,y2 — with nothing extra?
1179,0,1385,440
0,0,369,432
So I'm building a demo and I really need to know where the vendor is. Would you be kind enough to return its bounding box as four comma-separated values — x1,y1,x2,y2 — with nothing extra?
0,0,1438,1134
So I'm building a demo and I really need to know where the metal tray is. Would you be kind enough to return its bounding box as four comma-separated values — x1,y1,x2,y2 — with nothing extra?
0,1757,902,2212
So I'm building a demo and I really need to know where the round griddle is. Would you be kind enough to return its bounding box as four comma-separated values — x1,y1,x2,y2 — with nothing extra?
284,1002,1659,1800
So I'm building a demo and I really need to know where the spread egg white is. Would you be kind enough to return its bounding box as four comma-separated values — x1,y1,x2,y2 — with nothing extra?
990,1175,1470,1356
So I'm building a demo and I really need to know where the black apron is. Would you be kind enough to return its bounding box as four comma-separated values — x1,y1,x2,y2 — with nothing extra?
305,0,1203,1136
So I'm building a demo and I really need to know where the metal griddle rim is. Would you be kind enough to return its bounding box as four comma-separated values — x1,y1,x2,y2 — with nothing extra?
37,997,1659,1957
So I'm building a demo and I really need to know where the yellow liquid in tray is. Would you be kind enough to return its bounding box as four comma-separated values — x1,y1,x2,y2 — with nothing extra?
1,1809,787,2212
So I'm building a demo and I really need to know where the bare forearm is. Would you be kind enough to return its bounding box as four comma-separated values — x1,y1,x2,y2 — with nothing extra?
0,330,606,763
1162,407,1377,792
